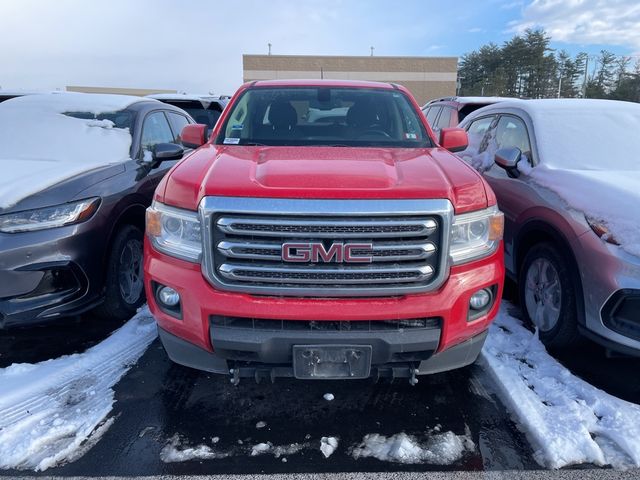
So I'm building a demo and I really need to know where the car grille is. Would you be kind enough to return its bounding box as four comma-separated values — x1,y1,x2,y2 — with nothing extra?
201,197,452,297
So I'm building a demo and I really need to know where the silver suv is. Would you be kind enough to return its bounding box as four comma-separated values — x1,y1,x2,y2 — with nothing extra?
458,99,640,356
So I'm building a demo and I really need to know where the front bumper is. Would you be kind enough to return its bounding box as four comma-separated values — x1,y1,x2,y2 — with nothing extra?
145,237,504,376
0,221,107,327
158,325,488,380
575,231,640,354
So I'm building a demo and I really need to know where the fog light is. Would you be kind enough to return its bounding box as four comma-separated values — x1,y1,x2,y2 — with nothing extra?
158,286,180,307
470,288,491,310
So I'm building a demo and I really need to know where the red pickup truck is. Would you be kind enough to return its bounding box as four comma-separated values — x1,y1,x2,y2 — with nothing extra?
144,79,504,384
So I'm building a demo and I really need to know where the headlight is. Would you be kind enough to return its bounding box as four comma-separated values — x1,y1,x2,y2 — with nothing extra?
0,198,100,233
146,201,201,262
585,215,620,245
449,206,504,265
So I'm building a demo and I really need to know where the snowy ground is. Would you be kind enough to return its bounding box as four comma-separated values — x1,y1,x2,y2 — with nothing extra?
482,302,640,470
0,307,156,471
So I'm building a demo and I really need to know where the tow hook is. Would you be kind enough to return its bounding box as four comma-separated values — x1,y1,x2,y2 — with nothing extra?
409,367,419,386
230,368,240,386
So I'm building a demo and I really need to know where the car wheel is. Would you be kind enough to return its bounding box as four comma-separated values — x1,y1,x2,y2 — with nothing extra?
519,242,582,350
94,225,145,321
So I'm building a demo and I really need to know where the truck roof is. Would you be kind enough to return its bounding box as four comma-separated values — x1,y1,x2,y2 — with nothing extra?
250,79,397,89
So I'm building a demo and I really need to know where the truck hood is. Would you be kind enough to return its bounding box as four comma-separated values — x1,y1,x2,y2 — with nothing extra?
160,145,490,213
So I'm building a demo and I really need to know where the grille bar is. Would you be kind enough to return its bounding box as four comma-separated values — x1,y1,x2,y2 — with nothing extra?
218,263,434,284
217,240,436,262
217,216,437,238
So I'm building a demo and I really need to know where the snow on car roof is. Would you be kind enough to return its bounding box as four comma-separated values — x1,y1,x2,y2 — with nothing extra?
3,91,151,114
497,98,640,170
0,93,141,209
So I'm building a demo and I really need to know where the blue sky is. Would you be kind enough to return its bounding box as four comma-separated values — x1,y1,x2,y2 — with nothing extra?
1,0,639,93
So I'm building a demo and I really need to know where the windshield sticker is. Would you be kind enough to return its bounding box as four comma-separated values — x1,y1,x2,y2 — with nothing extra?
231,124,243,130
405,133,417,139
223,137,241,145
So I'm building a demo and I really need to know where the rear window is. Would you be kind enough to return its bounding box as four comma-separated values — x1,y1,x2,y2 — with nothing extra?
215,87,432,148
161,100,223,129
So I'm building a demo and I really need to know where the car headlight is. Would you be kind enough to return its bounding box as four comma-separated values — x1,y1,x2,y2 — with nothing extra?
585,215,620,245
449,206,504,265
0,198,101,233
146,201,202,262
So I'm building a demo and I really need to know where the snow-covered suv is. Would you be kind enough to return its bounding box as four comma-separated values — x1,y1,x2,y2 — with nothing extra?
458,99,640,356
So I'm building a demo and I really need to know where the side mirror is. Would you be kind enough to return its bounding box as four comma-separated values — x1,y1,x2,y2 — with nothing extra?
439,128,468,153
181,124,208,149
152,143,184,162
494,147,522,178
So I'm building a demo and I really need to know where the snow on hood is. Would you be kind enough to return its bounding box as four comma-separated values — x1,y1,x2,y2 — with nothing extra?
0,93,143,209
527,167,640,257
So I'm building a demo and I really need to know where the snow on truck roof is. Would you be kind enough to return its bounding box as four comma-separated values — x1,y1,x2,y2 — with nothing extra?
0,93,146,209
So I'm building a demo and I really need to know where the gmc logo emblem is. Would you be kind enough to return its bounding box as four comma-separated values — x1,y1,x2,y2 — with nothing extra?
282,242,373,263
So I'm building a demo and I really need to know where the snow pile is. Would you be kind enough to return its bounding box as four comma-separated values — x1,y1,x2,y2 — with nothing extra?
482,302,640,469
160,434,229,462
351,430,474,464
0,307,157,471
0,93,142,209
320,436,339,458
250,442,304,458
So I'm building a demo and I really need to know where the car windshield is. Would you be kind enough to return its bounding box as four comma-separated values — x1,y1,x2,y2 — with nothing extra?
215,87,432,148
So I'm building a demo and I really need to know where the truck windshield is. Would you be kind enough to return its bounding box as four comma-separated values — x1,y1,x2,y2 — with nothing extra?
215,87,433,148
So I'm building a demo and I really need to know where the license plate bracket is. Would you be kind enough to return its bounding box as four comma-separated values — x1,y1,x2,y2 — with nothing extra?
293,345,372,379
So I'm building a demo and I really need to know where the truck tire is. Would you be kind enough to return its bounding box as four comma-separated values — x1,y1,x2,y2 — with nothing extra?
518,242,582,350
94,225,145,321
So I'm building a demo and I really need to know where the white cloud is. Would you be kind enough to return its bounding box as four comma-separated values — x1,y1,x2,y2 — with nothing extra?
511,0,640,51
468,27,485,33
500,1,524,10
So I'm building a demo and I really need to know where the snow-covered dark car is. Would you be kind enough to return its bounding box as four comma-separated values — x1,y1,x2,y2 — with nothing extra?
0,93,194,327
458,99,640,356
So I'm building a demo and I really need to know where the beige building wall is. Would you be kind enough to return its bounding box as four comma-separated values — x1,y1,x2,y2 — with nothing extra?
66,86,177,96
243,55,458,105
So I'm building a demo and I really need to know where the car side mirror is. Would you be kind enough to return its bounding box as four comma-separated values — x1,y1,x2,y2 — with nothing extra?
152,143,184,163
181,124,208,149
494,147,522,178
439,128,468,153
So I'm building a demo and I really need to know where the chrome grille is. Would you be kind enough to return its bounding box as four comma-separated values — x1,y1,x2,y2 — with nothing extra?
200,197,453,297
